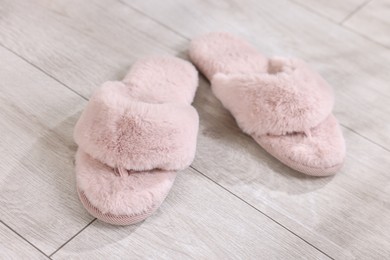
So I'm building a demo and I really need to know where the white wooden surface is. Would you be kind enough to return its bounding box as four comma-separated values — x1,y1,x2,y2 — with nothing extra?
292,0,369,23
0,221,48,259
126,0,390,151
52,169,328,260
0,46,94,255
344,0,390,47
0,0,389,259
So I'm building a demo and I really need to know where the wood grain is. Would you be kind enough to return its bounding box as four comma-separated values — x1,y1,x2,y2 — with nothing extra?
292,0,369,23
124,0,390,152
1,0,390,150
344,0,390,47
190,79,390,259
0,0,187,99
0,221,48,259
51,168,329,260
0,45,94,254
0,1,328,257
126,0,390,258
0,0,389,258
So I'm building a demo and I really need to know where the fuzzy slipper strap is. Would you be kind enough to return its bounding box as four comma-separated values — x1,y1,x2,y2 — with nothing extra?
74,81,199,172
211,57,334,136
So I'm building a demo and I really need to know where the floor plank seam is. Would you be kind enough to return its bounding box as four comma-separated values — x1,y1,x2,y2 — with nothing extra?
189,166,335,260
5,36,389,158
341,25,390,50
339,0,373,25
118,0,390,155
0,43,88,101
340,123,390,153
289,0,339,24
289,0,390,51
58,0,185,55
2,1,390,157
0,219,50,259
0,1,388,257
118,0,190,41
49,218,96,257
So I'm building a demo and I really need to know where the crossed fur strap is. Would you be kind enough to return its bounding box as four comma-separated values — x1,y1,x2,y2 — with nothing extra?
211,57,334,136
74,81,199,172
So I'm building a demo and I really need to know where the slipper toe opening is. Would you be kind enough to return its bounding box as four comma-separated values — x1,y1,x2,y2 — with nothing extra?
75,149,177,224
255,115,346,176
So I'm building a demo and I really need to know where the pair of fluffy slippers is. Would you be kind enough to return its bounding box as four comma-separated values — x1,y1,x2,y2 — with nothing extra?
74,32,345,225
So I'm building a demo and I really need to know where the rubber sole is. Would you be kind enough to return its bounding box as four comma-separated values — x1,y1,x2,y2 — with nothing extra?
77,187,159,226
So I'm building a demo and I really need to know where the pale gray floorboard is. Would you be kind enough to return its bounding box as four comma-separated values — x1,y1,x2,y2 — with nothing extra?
0,0,389,258
0,45,94,255
291,0,370,23
0,221,49,259
0,0,187,99
51,168,329,260
127,0,390,258
0,1,330,258
190,78,390,259
343,0,390,48
124,0,390,151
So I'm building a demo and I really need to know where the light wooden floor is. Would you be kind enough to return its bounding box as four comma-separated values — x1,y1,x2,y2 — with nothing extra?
1,0,389,259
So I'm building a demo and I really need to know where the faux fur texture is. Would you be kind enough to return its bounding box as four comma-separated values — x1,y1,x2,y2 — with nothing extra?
189,32,345,175
189,32,268,79
76,150,176,216
123,56,199,104
211,57,334,136
74,56,199,220
74,81,199,171
255,115,345,173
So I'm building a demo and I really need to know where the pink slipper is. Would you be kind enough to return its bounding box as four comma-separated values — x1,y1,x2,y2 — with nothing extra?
73,56,199,225
189,32,345,176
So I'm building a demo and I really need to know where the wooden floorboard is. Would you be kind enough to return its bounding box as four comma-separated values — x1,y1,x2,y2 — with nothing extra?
125,0,390,151
192,80,390,258
292,0,369,23
0,0,389,258
0,0,187,99
343,0,390,48
0,1,330,258
51,168,329,260
0,45,93,255
0,221,49,259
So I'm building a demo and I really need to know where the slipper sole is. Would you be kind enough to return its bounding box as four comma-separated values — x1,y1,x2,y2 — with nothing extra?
77,187,167,225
